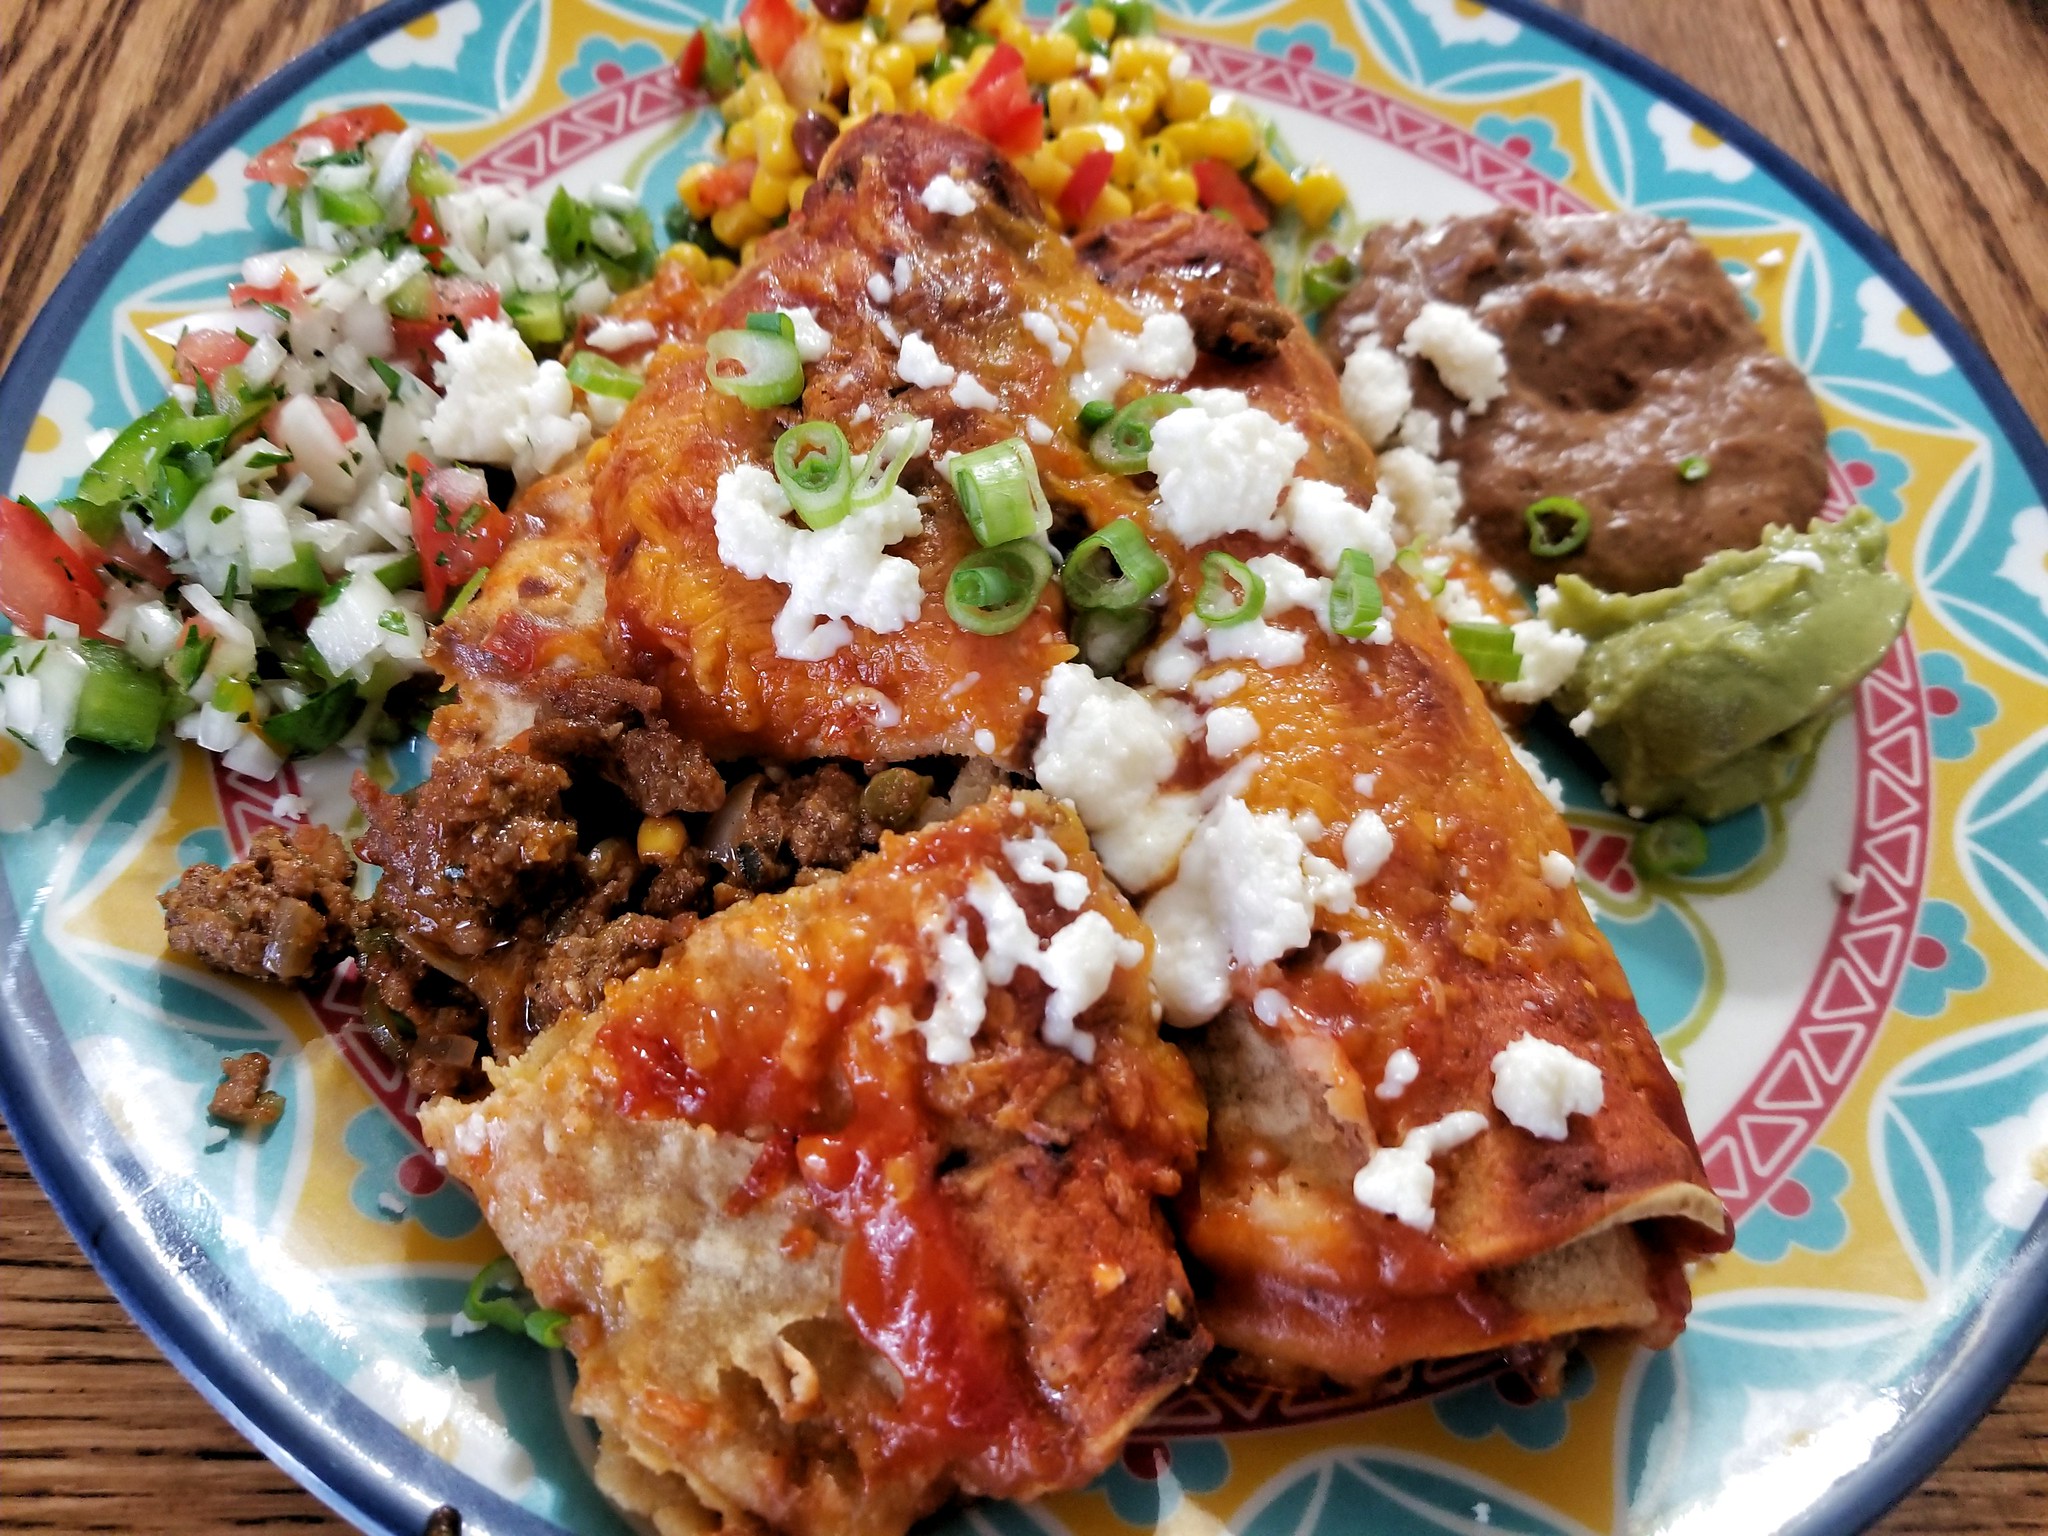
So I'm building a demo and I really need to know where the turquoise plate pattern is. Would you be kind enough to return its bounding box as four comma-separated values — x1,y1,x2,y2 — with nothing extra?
1,1,2046,1533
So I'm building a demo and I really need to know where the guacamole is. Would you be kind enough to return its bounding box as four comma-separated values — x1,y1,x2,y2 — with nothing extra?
1546,508,1910,821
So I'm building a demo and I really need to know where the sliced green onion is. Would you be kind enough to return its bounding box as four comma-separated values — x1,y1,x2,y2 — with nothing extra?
71,641,170,753
1077,399,1116,435
314,184,387,228
462,1256,567,1347
565,351,643,401
1302,254,1357,311
1449,620,1522,682
850,415,926,507
525,1309,570,1348
1089,392,1188,475
1393,543,1445,597
1329,548,1382,638
949,438,1050,547
1073,605,1156,677
445,566,490,618
1195,550,1265,628
1677,455,1711,483
368,356,405,395
746,310,797,341
946,540,1054,635
1061,516,1167,611
1634,815,1709,877
705,326,805,408
1525,495,1591,558
408,152,459,199
774,420,854,529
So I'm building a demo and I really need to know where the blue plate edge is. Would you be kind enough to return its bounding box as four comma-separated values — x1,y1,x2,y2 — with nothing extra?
0,0,2041,1533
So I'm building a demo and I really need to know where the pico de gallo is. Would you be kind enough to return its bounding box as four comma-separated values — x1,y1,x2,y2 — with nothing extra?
2,104,662,773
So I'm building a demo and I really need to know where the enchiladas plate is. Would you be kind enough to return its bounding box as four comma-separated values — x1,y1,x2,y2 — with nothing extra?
2,0,2046,1532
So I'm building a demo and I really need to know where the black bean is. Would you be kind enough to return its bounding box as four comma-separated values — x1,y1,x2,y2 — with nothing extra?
793,110,840,174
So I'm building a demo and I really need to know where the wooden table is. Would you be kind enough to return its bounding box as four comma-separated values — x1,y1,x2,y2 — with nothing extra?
2,0,2046,1529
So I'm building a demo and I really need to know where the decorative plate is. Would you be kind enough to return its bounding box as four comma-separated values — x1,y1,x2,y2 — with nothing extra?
3,1,2046,1533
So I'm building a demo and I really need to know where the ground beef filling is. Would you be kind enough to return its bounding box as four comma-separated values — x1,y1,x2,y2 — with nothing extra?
161,682,1000,1099
210,1051,285,1128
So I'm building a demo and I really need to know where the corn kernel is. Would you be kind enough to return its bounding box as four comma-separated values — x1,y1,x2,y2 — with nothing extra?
1203,113,1260,168
926,69,971,119
964,42,996,74
712,200,771,247
1054,125,1107,165
668,242,711,281
1047,78,1097,132
1020,147,1073,200
786,173,813,211
1085,6,1115,42
723,118,758,159
1293,166,1346,230
1249,154,1295,206
872,41,917,91
749,165,791,219
1110,37,1174,83
755,103,800,176
1163,76,1209,122
740,236,763,267
1138,135,1181,172
1078,183,1132,231
1024,30,1080,84
1160,168,1199,208
1101,80,1159,129
638,816,688,861
904,77,930,112
708,256,738,283
677,161,718,219
848,75,897,116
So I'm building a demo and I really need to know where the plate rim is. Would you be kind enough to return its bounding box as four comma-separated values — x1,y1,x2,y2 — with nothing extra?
0,1,2045,1533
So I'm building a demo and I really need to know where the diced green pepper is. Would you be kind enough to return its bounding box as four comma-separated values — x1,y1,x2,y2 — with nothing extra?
315,183,388,228
251,544,328,593
263,681,362,755
71,641,171,753
503,288,566,347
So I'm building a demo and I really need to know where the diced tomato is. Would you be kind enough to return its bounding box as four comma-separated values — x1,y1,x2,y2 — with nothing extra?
952,43,1044,159
390,277,503,372
677,29,707,90
408,194,444,251
228,272,306,312
246,104,409,188
264,395,359,449
739,0,806,70
1056,148,1116,225
0,498,107,638
1192,158,1270,234
696,157,758,212
171,329,253,389
90,529,177,591
406,453,511,610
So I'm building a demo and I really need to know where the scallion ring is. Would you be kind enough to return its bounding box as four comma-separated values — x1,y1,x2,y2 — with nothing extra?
774,420,854,529
705,326,805,409
1195,550,1265,628
950,437,1051,547
1073,605,1157,677
1524,495,1591,558
1089,392,1188,475
1077,399,1116,435
1393,542,1445,596
565,351,643,401
1062,517,1168,610
1633,815,1709,877
945,540,1054,635
850,415,926,507
745,310,796,341
1677,455,1711,483
1448,620,1523,683
1329,548,1383,638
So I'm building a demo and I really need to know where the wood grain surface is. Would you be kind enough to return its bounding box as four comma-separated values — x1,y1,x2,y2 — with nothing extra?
2,0,2045,1531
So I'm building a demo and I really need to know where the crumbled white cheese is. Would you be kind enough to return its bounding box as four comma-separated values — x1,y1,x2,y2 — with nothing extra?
1490,1033,1604,1140
1327,936,1386,985
1832,869,1865,899
973,727,997,754
1343,810,1394,886
1252,988,1290,1026
1004,830,1089,911
966,869,1140,1061
1191,669,1244,704
1023,415,1053,444
917,916,989,1064
376,1191,408,1217
1340,339,1412,447
1449,890,1477,913
778,306,833,362
893,254,912,291
950,371,1000,411
585,317,658,353
1148,390,1307,545
426,318,590,483
1375,445,1462,545
1020,309,1072,364
919,173,978,216
1034,663,1198,891
1071,313,1196,402
1351,1110,1489,1230
270,793,309,820
1302,853,1354,915
1353,772,1378,795
1144,797,1319,1025
1376,1047,1420,1101
1400,301,1507,414
1500,617,1587,705
1540,850,1576,889
712,463,924,660
896,331,956,389
1203,705,1261,758
1774,548,1827,572
1507,737,1565,811
1397,408,1442,457
867,272,894,305
1283,479,1399,577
